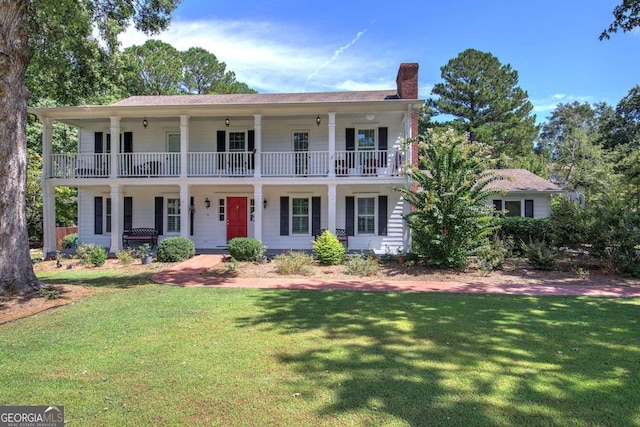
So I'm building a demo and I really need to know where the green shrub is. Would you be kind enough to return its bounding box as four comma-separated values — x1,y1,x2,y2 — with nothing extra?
345,254,379,276
496,217,551,253
312,230,345,265
76,243,107,267
273,251,315,275
227,237,264,261
156,237,195,263
550,196,591,248
116,248,136,266
521,240,556,270
60,233,78,249
476,235,513,273
39,287,60,300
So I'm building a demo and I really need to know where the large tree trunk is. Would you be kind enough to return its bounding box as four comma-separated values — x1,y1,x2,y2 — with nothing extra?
0,0,43,294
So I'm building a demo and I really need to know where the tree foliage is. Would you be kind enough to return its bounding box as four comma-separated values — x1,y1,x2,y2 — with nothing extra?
600,0,640,40
399,128,503,268
428,49,539,160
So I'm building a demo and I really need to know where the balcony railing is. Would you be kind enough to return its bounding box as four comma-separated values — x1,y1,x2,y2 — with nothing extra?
48,150,405,179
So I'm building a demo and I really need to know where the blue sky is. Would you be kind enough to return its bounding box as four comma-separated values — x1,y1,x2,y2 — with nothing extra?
119,0,640,124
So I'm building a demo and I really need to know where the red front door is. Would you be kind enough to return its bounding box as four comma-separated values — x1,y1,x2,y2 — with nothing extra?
226,197,248,242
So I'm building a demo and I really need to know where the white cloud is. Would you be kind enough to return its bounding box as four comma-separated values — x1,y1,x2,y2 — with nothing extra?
119,18,400,94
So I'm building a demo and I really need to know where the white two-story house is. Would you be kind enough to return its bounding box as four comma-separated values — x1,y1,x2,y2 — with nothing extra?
31,63,422,256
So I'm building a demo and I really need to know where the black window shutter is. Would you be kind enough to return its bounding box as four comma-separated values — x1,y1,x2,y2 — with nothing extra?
123,132,133,153
216,130,226,152
154,197,164,235
217,130,226,169
106,133,111,153
124,197,133,231
94,197,103,235
248,130,255,169
378,196,388,236
378,127,388,150
94,132,103,153
280,197,289,236
345,196,355,236
525,200,534,218
190,196,195,236
346,128,355,151
378,127,388,167
311,196,321,236
493,200,503,211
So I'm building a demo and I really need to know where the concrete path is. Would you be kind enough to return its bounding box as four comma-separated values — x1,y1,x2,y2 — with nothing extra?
152,254,640,298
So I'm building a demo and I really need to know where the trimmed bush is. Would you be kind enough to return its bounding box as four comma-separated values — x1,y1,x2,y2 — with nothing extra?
227,237,264,261
312,230,345,265
273,251,315,275
60,233,77,249
496,217,551,254
156,237,195,263
521,240,556,270
76,243,107,267
345,254,379,276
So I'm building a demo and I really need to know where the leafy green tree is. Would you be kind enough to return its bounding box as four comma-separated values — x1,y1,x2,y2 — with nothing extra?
123,39,183,95
399,128,503,268
0,0,181,295
538,102,616,198
600,0,640,39
181,47,227,94
428,49,539,160
601,85,640,149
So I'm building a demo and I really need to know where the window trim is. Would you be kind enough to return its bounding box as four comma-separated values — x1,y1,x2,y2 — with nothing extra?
228,131,247,152
356,128,376,151
166,197,181,233
166,131,181,153
291,197,311,235
356,196,376,235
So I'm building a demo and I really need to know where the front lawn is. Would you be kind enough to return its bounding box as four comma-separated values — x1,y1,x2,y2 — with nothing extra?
1,281,638,425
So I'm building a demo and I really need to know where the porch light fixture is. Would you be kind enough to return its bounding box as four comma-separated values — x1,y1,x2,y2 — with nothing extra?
263,199,268,209
205,197,211,209
142,118,148,128
316,115,321,126
225,117,230,127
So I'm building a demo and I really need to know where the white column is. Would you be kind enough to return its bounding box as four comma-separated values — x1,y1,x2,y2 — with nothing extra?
253,184,263,243
109,184,121,253
41,118,53,179
328,112,336,178
180,184,190,239
327,183,337,233
253,114,262,177
109,116,120,178
42,183,56,257
180,115,189,178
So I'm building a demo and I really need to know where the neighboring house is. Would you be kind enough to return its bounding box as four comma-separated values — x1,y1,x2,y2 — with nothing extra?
31,64,422,256
486,169,562,218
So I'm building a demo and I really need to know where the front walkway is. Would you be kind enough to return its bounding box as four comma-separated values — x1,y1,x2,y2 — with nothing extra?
151,255,640,298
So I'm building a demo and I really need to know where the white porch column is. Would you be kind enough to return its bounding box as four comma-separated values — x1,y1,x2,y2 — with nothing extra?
180,184,190,239
253,114,262,177
109,184,122,253
109,117,120,178
180,115,189,178
253,184,263,243
42,183,56,257
328,112,336,178
41,118,53,179
327,183,337,233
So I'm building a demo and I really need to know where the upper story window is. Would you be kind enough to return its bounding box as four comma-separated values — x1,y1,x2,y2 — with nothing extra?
293,131,309,151
229,132,246,152
358,129,376,151
167,133,180,153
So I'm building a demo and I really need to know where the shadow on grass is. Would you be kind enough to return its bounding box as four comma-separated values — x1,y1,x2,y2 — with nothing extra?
237,290,640,426
36,271,157,288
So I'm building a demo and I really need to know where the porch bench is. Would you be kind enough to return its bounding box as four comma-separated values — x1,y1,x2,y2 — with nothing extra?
122,228,159,248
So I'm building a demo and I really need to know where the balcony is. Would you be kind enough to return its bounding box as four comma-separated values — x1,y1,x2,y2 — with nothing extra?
48,150,405,179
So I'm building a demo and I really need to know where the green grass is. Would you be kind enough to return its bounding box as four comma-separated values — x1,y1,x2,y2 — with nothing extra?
1,271,639,426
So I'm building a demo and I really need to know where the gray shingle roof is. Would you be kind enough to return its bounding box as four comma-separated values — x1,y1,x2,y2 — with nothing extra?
111,90,400,107
486,169,562,192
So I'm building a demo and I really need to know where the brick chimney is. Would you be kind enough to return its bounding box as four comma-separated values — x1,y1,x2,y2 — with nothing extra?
396,63,419,99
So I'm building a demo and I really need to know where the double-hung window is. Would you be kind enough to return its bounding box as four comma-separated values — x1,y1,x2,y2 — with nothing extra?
291,198,310,234
229,132,246,152
357,197,375,234
167,198,181,233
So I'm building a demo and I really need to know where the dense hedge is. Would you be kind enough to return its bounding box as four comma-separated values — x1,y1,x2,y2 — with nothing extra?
496,217,552,253
227,237,264,261
156,237,195,262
